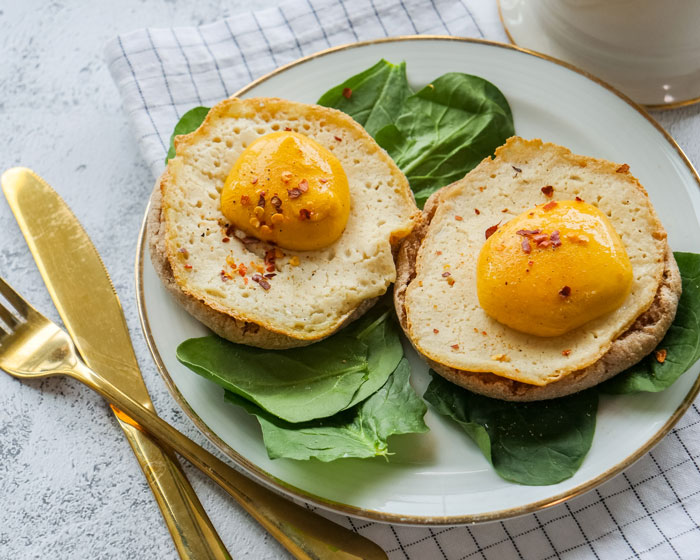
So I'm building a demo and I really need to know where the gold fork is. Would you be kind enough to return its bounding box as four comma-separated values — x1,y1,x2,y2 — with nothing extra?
0,275,387,560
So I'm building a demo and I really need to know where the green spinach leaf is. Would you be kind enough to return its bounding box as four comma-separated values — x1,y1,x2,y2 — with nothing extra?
226,358,428,461
165,106,210,163
317,59,412,137
318,63,515,208
375,73,514,208
424,372,598,485
176,304,403,423
603,252,700,393
344,305,404,407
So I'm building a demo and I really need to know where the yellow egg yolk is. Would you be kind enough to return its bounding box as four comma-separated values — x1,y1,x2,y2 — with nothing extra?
476,200,633,337
220,131,350,251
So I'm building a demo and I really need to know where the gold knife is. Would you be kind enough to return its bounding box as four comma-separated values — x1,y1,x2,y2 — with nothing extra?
2,167,388,560
2,167,231,559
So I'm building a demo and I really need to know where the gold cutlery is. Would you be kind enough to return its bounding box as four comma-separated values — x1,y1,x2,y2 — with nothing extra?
1,167,387,560
2,167,229,560
0,275,385,560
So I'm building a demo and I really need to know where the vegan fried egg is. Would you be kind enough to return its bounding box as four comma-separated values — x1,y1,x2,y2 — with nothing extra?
396,137,679,394
149,97,418,348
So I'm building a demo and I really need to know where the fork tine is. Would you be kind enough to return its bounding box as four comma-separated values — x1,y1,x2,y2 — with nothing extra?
0,301,19,331
0,276,30,318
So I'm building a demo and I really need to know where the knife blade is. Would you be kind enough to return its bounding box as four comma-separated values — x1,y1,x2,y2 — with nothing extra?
2,167,231,560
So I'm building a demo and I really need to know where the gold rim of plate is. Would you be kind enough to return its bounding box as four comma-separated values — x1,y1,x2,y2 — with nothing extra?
496,0,700,111
135,35,700,525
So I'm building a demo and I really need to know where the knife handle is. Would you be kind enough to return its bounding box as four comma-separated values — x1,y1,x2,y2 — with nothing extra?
114,411,232,560
74,363,387,560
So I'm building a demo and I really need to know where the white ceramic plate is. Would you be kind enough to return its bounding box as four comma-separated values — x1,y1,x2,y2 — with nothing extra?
137,37,700,524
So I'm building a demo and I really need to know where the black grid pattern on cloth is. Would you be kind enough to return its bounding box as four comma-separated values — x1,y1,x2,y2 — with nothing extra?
105,0,700,557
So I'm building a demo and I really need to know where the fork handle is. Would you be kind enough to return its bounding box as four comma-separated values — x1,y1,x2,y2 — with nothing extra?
70,362,387,560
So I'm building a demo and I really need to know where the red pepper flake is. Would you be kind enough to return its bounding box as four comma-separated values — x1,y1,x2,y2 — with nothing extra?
257,194,266,208
178,247,189,258
550,230,562,248
485,224,499,239
298,179,309,193
455,215,463,221
342,87,352,99
528,260,534,267
516,229,541,236
271,195,282,208
543,201,558,211
251,177,259,185
433,328,439,334
446,277,455,286
532,233,549,245
264,273,277,279
238,263,247,277
436,250,442,256
562,349,571,357
251,273,271,290
284,127,292,131
299,208,311,221
512,165,522,173
521,237,531,254
479,186,486,192
319,178,328,183
482,331,487,336
575,196,584,202
474,208,480,215
184,264,192,270
240,195,250,206
334,136,342,142
541,185,554,197
616,164,630,174
501,208,509,213
264,248,278,272
655,349,667,363
220,270,229,282
442,271,451,277
287,188,301,199
559,286,571,298
451,344,460,350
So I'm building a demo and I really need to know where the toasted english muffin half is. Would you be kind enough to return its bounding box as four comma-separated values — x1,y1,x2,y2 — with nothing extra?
395,137,681,400
148,97,419,349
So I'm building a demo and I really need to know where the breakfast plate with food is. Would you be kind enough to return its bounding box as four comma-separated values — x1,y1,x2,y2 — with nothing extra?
136,37,700,524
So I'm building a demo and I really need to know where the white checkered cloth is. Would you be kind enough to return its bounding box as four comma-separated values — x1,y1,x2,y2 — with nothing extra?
105,1,700,558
